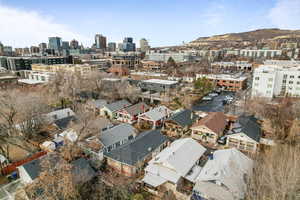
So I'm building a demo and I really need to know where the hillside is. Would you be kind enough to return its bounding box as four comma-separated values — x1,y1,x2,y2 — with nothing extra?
191,28,300,43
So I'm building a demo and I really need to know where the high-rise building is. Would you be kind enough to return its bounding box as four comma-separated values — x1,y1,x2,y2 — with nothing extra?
121,37,136,52
62,41,70,50
22,47,30,55
39,43,47,52
70,39,79,49
0,42,3,56
107,42,116,52
48,37,62,50
15,48,23,56
30,46,40,55
140,38,150,52
252,60,300,98
3,46,13,56
95,34,107,49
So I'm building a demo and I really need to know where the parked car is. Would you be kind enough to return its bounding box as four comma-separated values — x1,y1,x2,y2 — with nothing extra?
202,96,213,101
208,93,218,97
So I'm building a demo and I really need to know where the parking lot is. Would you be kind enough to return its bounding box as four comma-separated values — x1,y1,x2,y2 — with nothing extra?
192,91,236,112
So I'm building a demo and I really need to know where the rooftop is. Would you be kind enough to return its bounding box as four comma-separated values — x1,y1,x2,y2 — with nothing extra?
104,129,168,166
100,123,136,147
142,79,178,85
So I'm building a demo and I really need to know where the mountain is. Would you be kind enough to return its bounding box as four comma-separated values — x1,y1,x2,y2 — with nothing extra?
190,28,300,44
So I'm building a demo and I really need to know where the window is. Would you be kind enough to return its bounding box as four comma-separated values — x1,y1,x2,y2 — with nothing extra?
297,82,300,85
267,84,272,88
266,91,271,94
289,81,294,84
255,77,259,80
290,75,295,78
283,80,286,83
283,74,288,78
268,78,273,82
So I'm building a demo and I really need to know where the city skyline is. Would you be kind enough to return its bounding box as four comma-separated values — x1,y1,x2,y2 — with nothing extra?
0,0,300,47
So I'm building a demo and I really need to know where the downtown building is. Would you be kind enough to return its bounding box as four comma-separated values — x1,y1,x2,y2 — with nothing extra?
252,61,300,98
95,34,107,50
0,56,72,71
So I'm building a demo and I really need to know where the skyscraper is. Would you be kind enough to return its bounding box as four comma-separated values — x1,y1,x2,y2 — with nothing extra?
0,42,4,56
62,41,70,50
108,42,116,52
70,39,79,49
39,43,47,52
95,34,107,49
48,37,62,50
122,37,136,52
30,46,40,54
140,38,150,52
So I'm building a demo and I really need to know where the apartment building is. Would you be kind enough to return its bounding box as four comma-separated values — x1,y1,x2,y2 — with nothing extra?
31,64,97,77
211,61,252,71
196,73,248,91
239,49,282,58
252,62,300,98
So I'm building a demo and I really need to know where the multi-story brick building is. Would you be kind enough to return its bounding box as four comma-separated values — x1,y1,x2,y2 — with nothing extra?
196,73,248,91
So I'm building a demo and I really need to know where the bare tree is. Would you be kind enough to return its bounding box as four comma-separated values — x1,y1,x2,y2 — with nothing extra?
0,89,49,163
247,144,300,200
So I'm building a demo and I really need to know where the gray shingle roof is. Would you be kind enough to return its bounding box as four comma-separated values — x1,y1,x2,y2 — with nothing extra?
20,156,95,183
105,100,131,112
166,109,198,127
232,115,261,142
100,123,136,147
91,99,107,109
122,102,150,116
104,129,168,166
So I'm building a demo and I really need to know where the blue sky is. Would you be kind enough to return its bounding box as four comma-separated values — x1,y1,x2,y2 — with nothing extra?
0,0,300,47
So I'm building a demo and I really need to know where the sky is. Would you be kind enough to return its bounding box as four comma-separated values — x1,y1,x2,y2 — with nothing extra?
0,0,300,48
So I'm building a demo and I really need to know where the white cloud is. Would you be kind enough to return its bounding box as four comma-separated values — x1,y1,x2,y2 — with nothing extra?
268,0,300,29
0,4,90,47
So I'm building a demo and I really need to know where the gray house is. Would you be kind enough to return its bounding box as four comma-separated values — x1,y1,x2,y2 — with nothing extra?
104,129,168,177
100,100,131,119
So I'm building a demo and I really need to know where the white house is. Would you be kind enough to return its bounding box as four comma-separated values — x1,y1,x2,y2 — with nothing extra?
142,138,206,198
100,100,131,119
192,148,253,200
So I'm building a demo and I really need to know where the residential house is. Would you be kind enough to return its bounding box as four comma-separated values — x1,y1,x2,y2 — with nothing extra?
45,108,76,130
100,100,131,119
138,106,172,129
192,148,253,200
86,99,107,115
100,123,137,152
191,112,227,144
18,156,96,185
80,123,134,161
104,129,168,177
163,109,198,137
226,115,262,154
142,138,206,199
57,117,113,148
116,102,150,124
